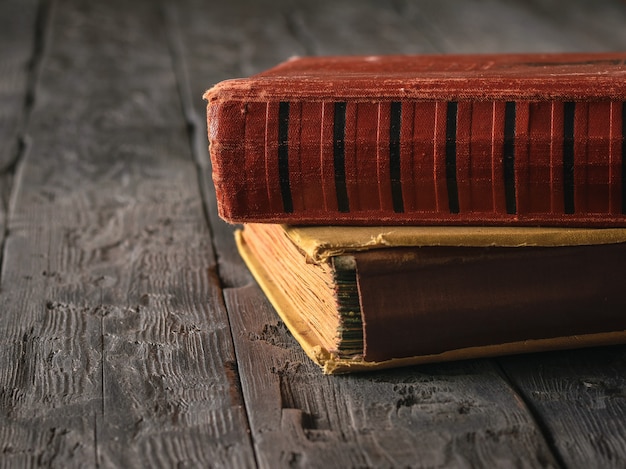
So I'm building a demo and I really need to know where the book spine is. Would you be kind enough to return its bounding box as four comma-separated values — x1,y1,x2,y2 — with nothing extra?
208,98,626,225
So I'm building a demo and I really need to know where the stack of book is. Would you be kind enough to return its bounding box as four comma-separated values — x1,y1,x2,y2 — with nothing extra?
204,53,626,374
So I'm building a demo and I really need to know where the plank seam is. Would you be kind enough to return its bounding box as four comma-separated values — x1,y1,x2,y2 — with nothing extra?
494,359,568,469
160,3,259,467
0,0,55,286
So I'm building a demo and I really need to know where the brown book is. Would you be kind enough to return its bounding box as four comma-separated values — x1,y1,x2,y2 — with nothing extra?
206,53,626,226
236,224,626,373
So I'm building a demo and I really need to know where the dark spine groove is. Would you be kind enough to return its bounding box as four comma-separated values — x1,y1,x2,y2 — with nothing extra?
389,101,404,213
334,101,350,212
445,102,459,213
278,101,293,213
503,101,517,215
563,101,576,214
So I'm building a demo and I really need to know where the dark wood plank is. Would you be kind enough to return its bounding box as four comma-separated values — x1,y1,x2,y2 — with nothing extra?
276,0,439,55
0,0,40,255
396,0,613,53
0,0,39,172
523,0,626,50
0,0,255,466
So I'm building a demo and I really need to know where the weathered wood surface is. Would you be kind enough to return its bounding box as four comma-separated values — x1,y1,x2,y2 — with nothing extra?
0,0,39,171
0,0,255,466
0,0,40,257
0,0,625,467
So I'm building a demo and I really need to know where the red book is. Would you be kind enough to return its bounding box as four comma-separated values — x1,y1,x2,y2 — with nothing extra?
204,53,626,226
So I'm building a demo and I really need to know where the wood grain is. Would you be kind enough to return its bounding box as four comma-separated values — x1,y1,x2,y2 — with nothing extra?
500,348,626,468
0,0,255,466
0,0,40,267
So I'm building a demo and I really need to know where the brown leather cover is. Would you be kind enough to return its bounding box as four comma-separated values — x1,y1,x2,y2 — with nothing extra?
205,53,626,226
355,243,626,361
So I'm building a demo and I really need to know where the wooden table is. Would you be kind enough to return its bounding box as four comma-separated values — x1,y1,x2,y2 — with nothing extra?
1,0,625,467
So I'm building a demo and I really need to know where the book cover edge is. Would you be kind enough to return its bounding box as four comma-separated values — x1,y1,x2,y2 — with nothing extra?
282,225,626,263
